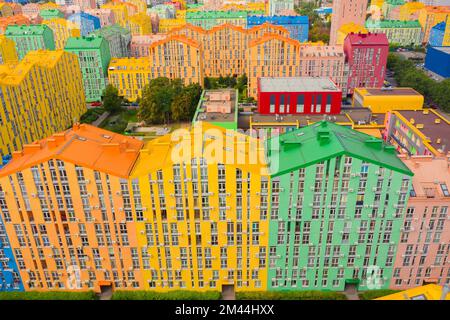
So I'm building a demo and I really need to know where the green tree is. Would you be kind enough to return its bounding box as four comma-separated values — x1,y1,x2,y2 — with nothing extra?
102,84,122,113
171,83,202,121
431,79,450,112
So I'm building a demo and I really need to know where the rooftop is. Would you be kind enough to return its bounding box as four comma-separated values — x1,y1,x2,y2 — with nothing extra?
376,284,450,300
365,19,421,28
431,21,446,31
356,87,422,96
345,32,389,45
396,109,450,153
385,0,405,5
247,15,309,24
431,46,450,54
266,121,412,177
259,77,339,93
91,24,131,37
65,35,105,49
194,89,238,123
0,123,144,178
186,10,263,19
5,24,50,35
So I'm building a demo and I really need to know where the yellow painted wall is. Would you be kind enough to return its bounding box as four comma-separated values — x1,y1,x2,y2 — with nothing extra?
352,88,424,113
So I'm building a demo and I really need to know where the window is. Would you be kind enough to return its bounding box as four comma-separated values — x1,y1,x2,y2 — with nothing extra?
270,95,276,113
440,184,449,197
296,94,304,113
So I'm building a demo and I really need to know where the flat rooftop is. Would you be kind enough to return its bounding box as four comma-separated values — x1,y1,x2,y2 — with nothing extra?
397,110,450,152
259,77,339,93
251,113,351,127
357,87,422,96
433,46,450,54
195,89,237,123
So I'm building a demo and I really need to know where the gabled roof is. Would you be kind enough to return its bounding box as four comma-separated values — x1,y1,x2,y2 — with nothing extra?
266,121,413,177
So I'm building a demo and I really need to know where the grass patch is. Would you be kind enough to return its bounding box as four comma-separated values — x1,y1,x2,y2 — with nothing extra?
358,289,401,300
111,290,221,300
100,108,138,134
236,291,347,300
80,107,105,124
0,291,98,300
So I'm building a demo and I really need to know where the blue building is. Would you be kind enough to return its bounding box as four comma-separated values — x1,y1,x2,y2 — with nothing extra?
0,156,24,292
247,15,309,42
425,46,450,78
68,12,101,36
428,21,446,47
314,7,332,16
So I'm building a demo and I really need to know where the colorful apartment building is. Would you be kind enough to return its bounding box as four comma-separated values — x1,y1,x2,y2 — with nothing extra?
268,0,294,16
147,4,175,19
84,9,116,28
352,88,424,113
343,33,389,95
39,8,64,20
7,3,22,16
130,34,167,57
265,121,412,291
428,20,449,46
0,3,13,18
65,36,111,102
101,2,130,28
0,14,30,34
379,284,450,300
21,3,40,20
418,5,450,44
365,19,423,46
398,2,425,21
336,23,368,46
257,77,342,115
382,0,405,19
67,12,101,36
43,18,81,49
247,15,309,43
126,0,147,13
128,13,153,35
91,24,131,58
425,46,450,78
0,34,17,64
330,0,368,45
186,10,264,30
5,24,55,60
390,156,450,290
383,109,450,157
0,50,86,158
158,17,186,32
73,0,96,11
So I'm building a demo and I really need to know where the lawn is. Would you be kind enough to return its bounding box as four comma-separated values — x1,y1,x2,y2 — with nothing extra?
99,108,138,133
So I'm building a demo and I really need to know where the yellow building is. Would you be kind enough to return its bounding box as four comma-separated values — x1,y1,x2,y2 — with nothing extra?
444,16,450,46
336,22,368,45
0,50,86,157
0,3,13,18
418,5,450,44
376,284,450,300
124,0,147,13
43,18,81,49
352,87,424,113
0,34,18,64
128,13,152,35
176,9,186,20
101,2,129,28
398,2,425,21
158,18,186,33
131,121,269,291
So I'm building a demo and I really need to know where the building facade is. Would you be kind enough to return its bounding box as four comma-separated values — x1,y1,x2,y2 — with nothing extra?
343,33,389,95
39,8,64,20
42,18,81,49
424,46,450,78
67,12,101,36
418,5,450,44
265,121,413,291
330,0,368,45
391,156,450,289
0,50,86,158
65,36,111,102
365,19,423,46
268,0,294,16
247,15,309,43
336,23,367,46
84,9,116,28
128,13,152,35
129,34,167,57
91,24,131,58
5,24,55,60
0,34,18,64
0,15,31,34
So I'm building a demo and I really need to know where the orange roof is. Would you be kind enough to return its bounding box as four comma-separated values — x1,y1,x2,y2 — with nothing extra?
0,14,30,30
0,123,144,178
149,34,201,49
167,22,289,37
249,32,301,48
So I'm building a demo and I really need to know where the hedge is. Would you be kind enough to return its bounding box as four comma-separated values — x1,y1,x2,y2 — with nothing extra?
111,290,221,300
0,291,98,300
236,291,347,300
358,289,401,300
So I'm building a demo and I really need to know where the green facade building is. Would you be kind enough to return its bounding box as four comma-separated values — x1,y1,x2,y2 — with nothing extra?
5,25,55,60
365,19,422,46
186,10,265,30
265,121,413,291
65,35,111,102
90,24,131,58
39,9,64,20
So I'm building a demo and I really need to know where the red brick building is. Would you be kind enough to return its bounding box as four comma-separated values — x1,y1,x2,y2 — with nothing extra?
343,33,389,95
257,77,342,115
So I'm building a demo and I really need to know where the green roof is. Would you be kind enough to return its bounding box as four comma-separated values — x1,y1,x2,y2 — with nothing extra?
40,9,64,19
90,24,130,38
385,0,405,5
266,121,413,177
5,24,51,36
65,35,105,49
365,19,421,29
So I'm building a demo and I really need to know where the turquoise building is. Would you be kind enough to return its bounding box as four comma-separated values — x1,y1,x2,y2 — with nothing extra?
265,121,413,291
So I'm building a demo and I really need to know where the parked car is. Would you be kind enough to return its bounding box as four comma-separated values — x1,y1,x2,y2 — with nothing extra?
90,102,102,107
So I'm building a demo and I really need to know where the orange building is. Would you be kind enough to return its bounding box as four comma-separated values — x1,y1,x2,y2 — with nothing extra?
0,123,145,292
0,14,30,34
418,6,450,44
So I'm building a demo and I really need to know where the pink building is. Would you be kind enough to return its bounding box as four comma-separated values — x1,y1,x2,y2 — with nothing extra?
343,32,389,95
330,0,368,45
10,3,23,16
74,0,96,11
21,3,40,19
84,9,115,27
130,34,167,57
149,12,159,33
62,5,82,17
391,155,450,289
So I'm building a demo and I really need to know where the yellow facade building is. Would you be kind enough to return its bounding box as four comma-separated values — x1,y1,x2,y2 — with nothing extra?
352,87,424,113
336,22,367,45
43,18,81,49
376,284,450,300
418,6,450,44
128,13,152,35
0,50,86,157
101,2,129,28
0,34,18,64
125,0,147,14
398,2,425,21
158,18,186,33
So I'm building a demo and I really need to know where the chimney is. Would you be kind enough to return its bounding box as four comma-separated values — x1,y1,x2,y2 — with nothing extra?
102,143,121,154
53,133,66,144
12,151,23,160
440,284,449,300
23,144,42,155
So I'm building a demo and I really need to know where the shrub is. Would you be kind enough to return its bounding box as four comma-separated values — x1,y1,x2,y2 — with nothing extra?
0,291,97,300
236,291,347,300
111,290,221,300
80,108,105,124
358,289,401,300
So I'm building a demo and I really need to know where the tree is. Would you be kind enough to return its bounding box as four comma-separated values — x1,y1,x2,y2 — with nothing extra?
102,84,122,113
171,83,202,121
138,77,176,124
431,79,450,112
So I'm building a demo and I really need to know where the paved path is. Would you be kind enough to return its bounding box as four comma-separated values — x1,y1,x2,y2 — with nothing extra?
92,112,110,127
